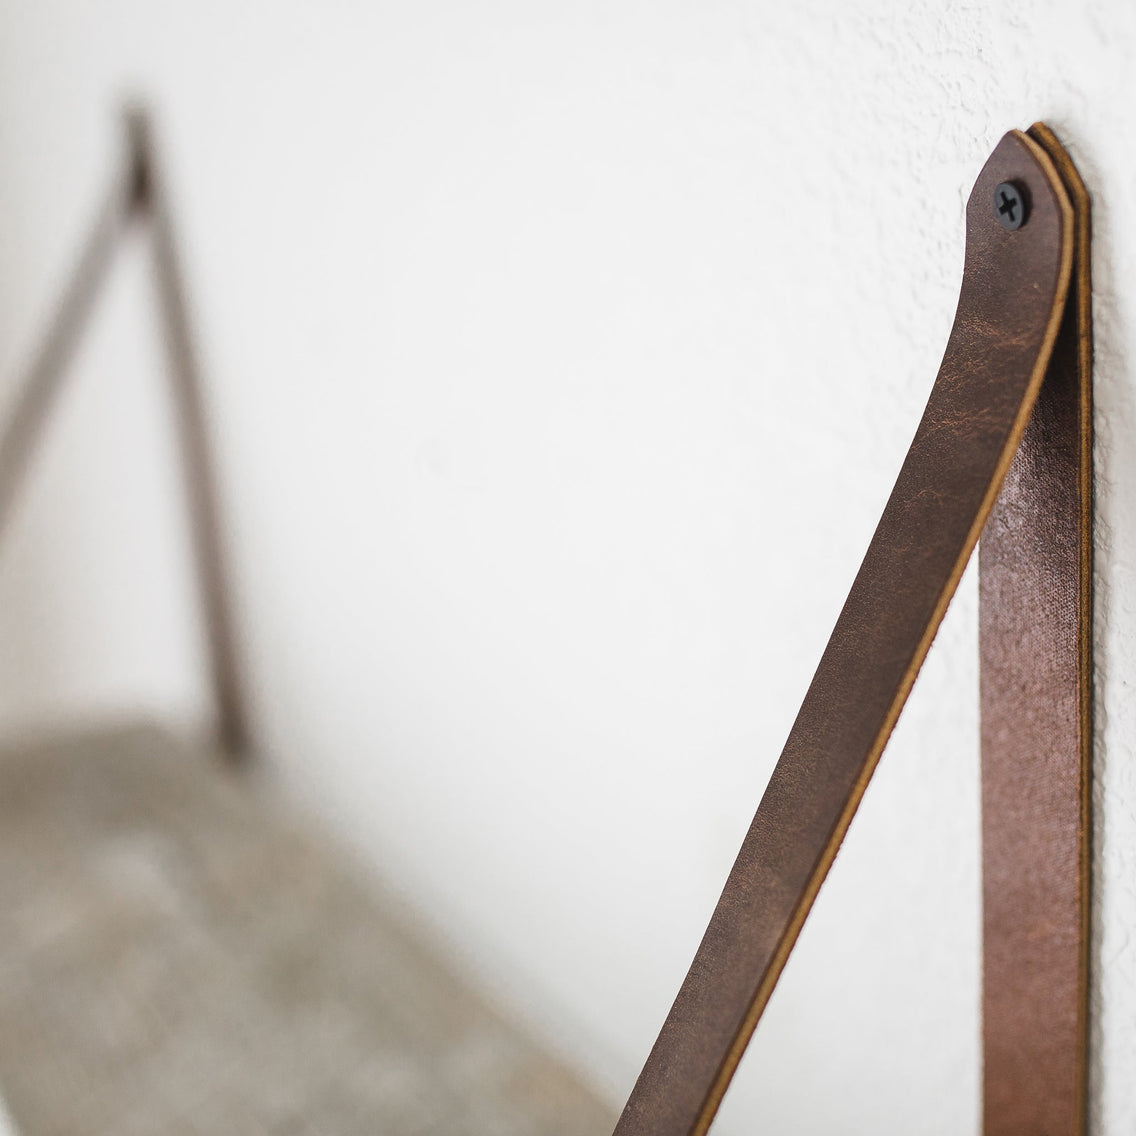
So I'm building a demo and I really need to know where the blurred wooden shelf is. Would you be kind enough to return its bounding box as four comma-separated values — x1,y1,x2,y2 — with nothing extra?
0,723,614,1136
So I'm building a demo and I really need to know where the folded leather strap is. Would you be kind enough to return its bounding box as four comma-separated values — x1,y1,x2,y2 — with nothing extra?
0,110,249,761
615,126,1091,1136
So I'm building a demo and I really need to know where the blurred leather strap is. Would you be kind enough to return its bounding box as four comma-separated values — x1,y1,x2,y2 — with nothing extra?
0,108,250,761
615,125,1090,1136
980,123,1093,1136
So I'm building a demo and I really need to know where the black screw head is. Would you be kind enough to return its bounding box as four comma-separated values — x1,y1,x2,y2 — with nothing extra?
994,181,1028,230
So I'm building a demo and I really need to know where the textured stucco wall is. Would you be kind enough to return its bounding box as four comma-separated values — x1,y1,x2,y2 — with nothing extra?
1,2,1134,1132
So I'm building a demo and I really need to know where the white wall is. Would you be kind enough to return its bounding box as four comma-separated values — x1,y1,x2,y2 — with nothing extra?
2,2,1135,1132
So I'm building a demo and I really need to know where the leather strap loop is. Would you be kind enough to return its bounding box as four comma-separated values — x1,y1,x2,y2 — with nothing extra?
615,127,1088,1136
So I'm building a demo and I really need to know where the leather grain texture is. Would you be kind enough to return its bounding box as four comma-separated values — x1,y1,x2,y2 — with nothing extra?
979,123,1093,1136
614,130,1074,1136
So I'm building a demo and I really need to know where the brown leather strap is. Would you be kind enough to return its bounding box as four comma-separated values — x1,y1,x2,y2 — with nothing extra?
0,108,250,761
615,128,1083,1135
127,109,251,760
979,123,1092,1136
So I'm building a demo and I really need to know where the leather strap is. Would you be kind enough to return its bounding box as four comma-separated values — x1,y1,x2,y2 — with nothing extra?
979,123,1092,1136
615,127,1089,1135
0,108,249,760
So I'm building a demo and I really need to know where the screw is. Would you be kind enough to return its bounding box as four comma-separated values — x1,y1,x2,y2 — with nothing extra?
994,182,1027,230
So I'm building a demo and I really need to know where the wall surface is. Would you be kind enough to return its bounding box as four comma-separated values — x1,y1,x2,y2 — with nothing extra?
1,2,1135,1132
